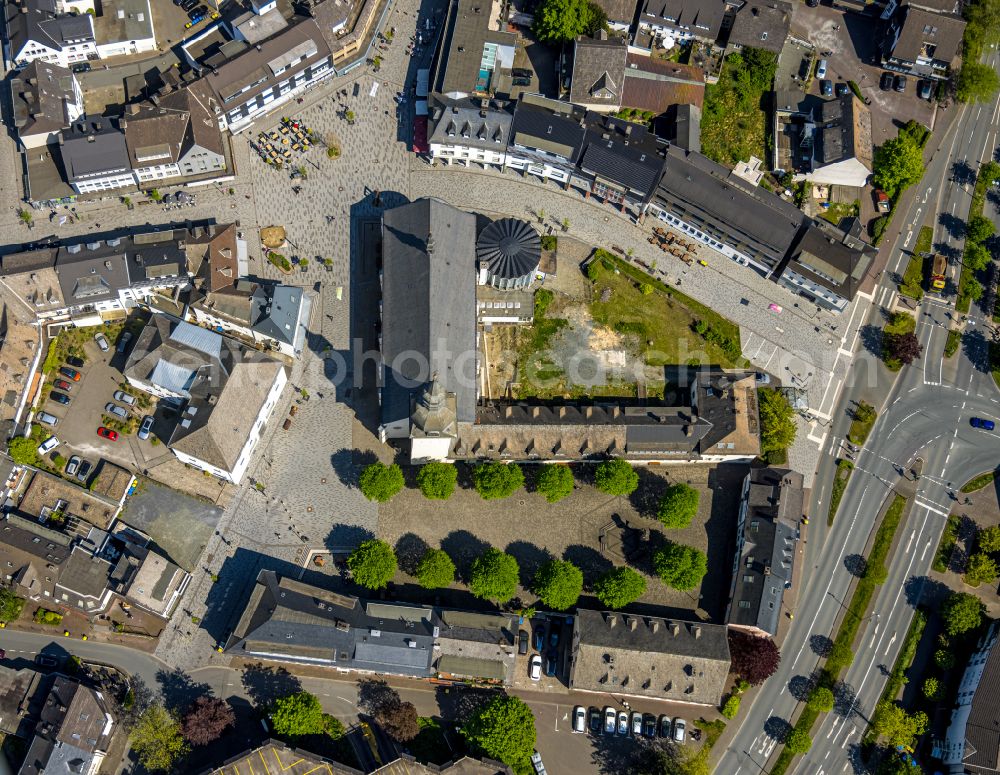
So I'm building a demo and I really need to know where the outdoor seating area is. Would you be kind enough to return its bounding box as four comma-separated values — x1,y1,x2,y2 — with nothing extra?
649,226,698,265
250,117,316,169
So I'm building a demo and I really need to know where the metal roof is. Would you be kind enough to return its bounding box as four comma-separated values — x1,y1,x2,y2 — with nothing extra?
476,218,541,280
168,319,222,360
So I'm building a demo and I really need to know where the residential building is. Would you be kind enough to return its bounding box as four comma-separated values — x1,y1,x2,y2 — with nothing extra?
568,609,731,705
620,54,705,117
725,467,804,637
882,4,965,80
57,117,133,195
124,315,288,482
503,94,587,185
0,665,46,738
590,0,639,31
5,0,97,68
19,676,114,775
426,93,514,169
637,0,727,45
934,621,1000,774
801,93,873,187
569,33,628,112
430,0,517,98
723,0,791,55
577,111,666,214
184,221,247,293
776,220,873,311
90,0,156,59
9,61,83,150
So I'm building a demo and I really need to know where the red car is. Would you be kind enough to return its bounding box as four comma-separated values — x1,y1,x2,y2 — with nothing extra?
97,427,119,441
54,379,72,391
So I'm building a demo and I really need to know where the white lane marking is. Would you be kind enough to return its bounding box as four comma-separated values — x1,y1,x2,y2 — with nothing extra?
914,498,950,517
885,631,898,655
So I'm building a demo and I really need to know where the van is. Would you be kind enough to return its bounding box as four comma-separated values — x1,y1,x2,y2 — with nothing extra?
36,411,59,426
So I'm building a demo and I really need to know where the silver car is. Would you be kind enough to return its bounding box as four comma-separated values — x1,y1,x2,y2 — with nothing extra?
138,415,154,440
113,390,137,407
105,403,128,419
94,333,109,352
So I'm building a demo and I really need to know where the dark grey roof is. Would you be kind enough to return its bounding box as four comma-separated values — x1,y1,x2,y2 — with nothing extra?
6,0,95,58
580,113,666,197
569,35,628,107
251,284,305,346
0,664,46,737
673,103,701,152
476,218,541,280
431,0,517,97
509,95,587,162
591,0,639,23
53,242,131,306
781,221,873,302
427,93,514,151
726,0,792,54
59,117,130,183
639,0,727,38
9,61,78,139
381,198,477,425
890,6,965,65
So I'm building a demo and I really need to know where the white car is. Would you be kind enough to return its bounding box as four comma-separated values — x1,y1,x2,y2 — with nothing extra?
94,333,109,352
603,707,617,734
37,436,59,455
113,390,138,407
572,705,585,733
529,654,542,681
530,751,547,775
65,455,81,476
673,718,687,743
816,58,828,78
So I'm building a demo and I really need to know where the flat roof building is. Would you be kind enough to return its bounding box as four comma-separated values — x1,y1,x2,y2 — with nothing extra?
430,0,517,98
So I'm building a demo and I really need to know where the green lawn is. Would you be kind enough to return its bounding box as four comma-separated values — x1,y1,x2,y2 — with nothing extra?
932,512,962,573
700,49,777,167
914,225,933,254
828,459,854,526
945,329,961,358
962,470,998,493
899,255,925,301
848,402,877,446
821,200,860,226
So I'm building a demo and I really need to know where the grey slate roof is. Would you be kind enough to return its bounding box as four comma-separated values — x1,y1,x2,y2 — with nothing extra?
9,60,78,139
580,112,666,197
251,284,306,346
726,0,792,54
381,198,477,425
781,221,874,303
590,0,639,24
569,35,628,107
6,0,95,58
812,93,872,168
640,0,727,39
509,94,587,162
427,93,514,151
59,117,130,183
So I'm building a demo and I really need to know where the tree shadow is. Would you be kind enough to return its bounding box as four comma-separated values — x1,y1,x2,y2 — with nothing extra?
904,574,952,608
240,662,302,710
324,523,375,553
441,530,491,582
764,716,793,742
156,668,212,715
832,681,860,720
358,677,399,716
787,673,818,702
938,211,966,240
395,532,430,576
563,544,614,589
628,467,670,517
433,685,499,722
330,448,379,488
505,540,553,589
952,159,977,187
810,634,834,658
961,328,991,373
844,553,868,578
859,324,883,358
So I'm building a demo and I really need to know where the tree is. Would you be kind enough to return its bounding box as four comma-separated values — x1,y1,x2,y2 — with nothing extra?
966,213,996,244
721,695,741,719
652,542,707,591
8,436,41,466
416,548,456,589
378,700,420,742
593,459,639,496
922,677,944,701
728,630,781,685
532,559,583,611
473,462,525,500
532,0,606,44
883,332,924,366
873,133,924,198
462,694,537,772
807,686,835,713
934,648,956,669
181,697,235,746
347,540,398,590
416,462,457,500
535,464,575,503
828,640,855,669
961,277,985,304
469,548,520,603
870,702,928,748
358,462,404,502
593,566,647,608
942,591,984,636
957,61,1000,103
964,242,992,271
758,388,797,454
131,704,189,772
964,552,998,586
978,525,1000,553
785,727,812,755
657,483,700,529
0,588,25,623
270,691,326,739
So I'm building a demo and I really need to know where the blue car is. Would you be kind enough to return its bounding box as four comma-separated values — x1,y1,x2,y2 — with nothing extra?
49,391,71,405
971,417,996,431
533,628,544,652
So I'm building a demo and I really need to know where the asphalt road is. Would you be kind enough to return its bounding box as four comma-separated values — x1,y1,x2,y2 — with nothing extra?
719,45,1000,775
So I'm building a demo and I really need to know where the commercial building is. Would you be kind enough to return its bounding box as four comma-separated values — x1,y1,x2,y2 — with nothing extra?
882,4,965,80
5,0,97,68
426,93,514,170
57,117,134,195
568,609,731,705
430,0,516,99
9,60,84,150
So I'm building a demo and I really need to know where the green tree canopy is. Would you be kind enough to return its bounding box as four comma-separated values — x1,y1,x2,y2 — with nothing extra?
270,692,326,739
358,462,405,502
657,483,700,529
416,548,456,589
535,464,575,503
758,388,797,454
807,687,835,713
593,459,639,496
965,552,998,586
922,677,943,701
785,728,812,755
469,548,520,602
473,462,525,500
593,566,647,608
957,61,1000,103
978,525,1000,553
966,213,996,244
870,702,928,748
0,588,25,623
131,704,189,772
873,133,924,199
416,462,457,500
461,694,537,772
532,559,583,611
964,242,992,271
532,0,606,44
942,591,984,635
8,436,41,467
652,542,708,590
347,539,398,590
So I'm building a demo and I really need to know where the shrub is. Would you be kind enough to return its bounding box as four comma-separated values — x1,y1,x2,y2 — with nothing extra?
593,566,647,609
657,483,700,528
535,464,574,503
593,459,638,496
358,462,405,502
532,559,583,611
33,608,63,625
934,649,955,669
473,462,525,500
416,462,457,500
922,677,943,701
721,695,740,719
416,548,455,589
540,235,557,250
0,588,25,623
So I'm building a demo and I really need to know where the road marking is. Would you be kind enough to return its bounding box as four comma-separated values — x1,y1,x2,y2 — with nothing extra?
921,536,932,562
841,727,856,749
914,498,950,517
885,631,897,655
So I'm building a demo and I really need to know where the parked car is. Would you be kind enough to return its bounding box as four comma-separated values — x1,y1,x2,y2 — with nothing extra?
835,81,850,96
518,629,529,654
66,356,84,367
816,59,827,78
113,390,138,407
549,626,560,647
530,751,547,775
589,707,602,735
97,427,119,441
755,372,771,385
71,62,91,74
59,367,81,382
604,707,617,735
529,654,542,681
49,391,71,405
919,79,933,100
105,403,128,419
806,0,818,7
138,415,154,440
65,455,81,476
643,714,657,738
94,333,109,351
630,712,643,737
879,71,894,91
573,706,586,733
76,459,93,483
971,417,996,430
875,189,891,212
35,655,59,668
54,379,72,391
36,411,58,426
673,718,687,743
659,715,672,739
533,627,544,652
820,79,833,97
545,651,558,676
617,711,628,735
893,74,907,92
116,332,133,354
37,436,59,455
